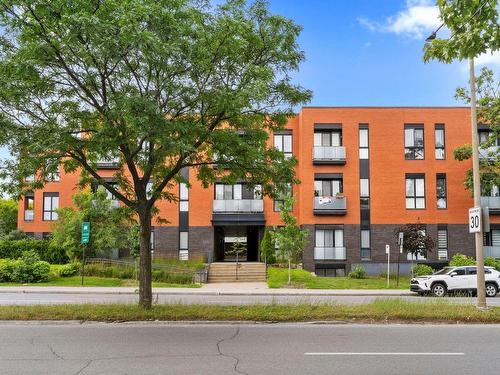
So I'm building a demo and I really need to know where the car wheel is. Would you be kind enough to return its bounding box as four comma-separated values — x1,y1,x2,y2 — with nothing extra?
485,283,498,297
431,283,447,297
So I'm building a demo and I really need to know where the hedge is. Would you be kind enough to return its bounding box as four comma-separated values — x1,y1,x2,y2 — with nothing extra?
0,251,50,283
0,239,68,264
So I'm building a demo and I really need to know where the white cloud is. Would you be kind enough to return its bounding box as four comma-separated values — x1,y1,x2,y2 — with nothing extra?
359,0,441,39
475,49,500,67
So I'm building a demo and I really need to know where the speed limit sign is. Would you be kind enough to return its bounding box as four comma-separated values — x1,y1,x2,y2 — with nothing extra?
469,207,481,233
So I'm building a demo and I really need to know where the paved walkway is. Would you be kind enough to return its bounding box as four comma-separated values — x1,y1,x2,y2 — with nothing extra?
0,283,412,296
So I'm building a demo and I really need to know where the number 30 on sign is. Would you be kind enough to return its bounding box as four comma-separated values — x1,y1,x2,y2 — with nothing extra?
469,207,481,233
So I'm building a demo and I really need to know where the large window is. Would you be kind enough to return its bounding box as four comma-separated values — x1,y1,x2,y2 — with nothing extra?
361,229,371,260
435,125,445,160
314,131,341,147
438,228,448,260
406,175,425,209
274,184,291,212
314,228,345,260
314,179,343,197
24,193,34,221
359,127,369,159
274,133,293,159
215,183,262,200
484,229,500,247
405,125,424,160
436,174,447,209
43,192,59,221
179,183,189,212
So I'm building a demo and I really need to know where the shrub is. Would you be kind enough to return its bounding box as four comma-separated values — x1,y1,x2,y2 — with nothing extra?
449,253,476,267
58,262,81,277
412,264,434,276
348,265,366,279
0,259,15,282
1,251,51,283
0,239,69,264
484,257,500,271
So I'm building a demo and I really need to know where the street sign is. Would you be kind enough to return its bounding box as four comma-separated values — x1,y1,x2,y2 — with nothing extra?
398,232,404,246
469,207,481,233
385,244,390,255
81,222,90,244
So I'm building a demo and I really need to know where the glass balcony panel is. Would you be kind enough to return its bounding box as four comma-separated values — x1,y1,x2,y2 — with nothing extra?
313,146,346,161
213,199,264,213
313,247,346,260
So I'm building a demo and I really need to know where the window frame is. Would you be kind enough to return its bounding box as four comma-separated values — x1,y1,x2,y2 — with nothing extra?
404,125,425,160
405,174,426,209
274,133,293,159
42,192,59,221
434,125,445,160
436,173,447,209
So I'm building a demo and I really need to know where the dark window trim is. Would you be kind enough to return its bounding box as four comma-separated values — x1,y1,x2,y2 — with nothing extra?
314,123,342,130
314,173,343,179
434,124,446,160
436,173,447,210
405,174,426,210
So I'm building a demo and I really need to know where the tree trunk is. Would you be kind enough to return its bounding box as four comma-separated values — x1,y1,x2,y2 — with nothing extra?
288,257,291,285
138,208,152,309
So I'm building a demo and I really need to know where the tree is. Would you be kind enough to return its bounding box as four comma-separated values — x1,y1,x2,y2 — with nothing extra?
0,199,17,237
454,67,499,193
260,227,276,265
272,194,309,285
0,1,310,308
395,223,435,260
51,189,132,260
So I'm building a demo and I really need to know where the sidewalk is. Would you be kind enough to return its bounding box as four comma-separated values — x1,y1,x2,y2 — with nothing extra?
0,283,413,296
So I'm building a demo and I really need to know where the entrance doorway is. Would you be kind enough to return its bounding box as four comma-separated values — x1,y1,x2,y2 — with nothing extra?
214,226,263,262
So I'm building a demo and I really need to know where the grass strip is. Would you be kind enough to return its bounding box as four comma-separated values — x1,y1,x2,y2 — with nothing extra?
1,299,500,323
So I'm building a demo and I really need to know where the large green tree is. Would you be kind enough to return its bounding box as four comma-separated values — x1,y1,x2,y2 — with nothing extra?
0,199,17,237
51,189,132,260
0,0,310,308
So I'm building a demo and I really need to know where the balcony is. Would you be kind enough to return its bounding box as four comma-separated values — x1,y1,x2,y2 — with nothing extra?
314,247,346,261
312,146,346,165
24,210,34,221
313,196,347,215
213,199,263,213
481,196,500,215
479,146,499,161
96,157,120,169
484,246,500,259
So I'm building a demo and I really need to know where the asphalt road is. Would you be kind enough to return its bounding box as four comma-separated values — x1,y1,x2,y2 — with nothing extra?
0,291,499,306
0,322,498,374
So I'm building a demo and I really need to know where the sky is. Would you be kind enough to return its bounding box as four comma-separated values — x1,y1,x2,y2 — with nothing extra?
0,0,499,161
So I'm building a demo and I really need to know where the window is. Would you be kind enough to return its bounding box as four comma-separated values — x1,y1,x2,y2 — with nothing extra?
361,229,371,260
274,133,292,159
359,127,369,159
435,125,445,159
360,178,370,209
404,125,424,159
24,193,34,221
314,228,345,260
314,179,343,197
405,175,425,209
484,229,500,246
315,266,345,277
215,183,262,200
179,183,189,212
43,193,59,221
314,131,341,147
93,183,119,207
438,228,448,260
407,229,427,260
274,184,291,212
436,174,447,209
179,231,188,250
46,163,60,182
42,232,52,240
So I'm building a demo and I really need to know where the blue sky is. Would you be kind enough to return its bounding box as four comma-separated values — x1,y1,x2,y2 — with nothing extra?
1,0,499,161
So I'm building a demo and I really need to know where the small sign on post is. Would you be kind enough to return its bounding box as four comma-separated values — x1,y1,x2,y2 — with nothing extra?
469,207,482,233
385,244,390,288
81,222,90,285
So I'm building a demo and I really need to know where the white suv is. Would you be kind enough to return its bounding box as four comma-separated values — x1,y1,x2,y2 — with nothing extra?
410,266,500,297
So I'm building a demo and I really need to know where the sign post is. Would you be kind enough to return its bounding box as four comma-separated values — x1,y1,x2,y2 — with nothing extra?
385,244,390,288
397,232,404,287
81,222,90,286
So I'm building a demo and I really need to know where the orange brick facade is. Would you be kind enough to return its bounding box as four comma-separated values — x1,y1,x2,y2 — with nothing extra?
18,107,499,275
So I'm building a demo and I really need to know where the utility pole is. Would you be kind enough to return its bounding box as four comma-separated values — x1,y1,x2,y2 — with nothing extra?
469,57,486,309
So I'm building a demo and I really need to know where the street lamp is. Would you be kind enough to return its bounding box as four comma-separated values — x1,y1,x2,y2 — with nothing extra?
425,29,487,309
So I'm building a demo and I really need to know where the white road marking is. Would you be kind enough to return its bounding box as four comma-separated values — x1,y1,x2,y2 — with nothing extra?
304,352,465,356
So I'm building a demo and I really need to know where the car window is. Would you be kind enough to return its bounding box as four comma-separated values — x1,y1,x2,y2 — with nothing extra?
454,268,466,276
467,267,477,275
485,268,492,274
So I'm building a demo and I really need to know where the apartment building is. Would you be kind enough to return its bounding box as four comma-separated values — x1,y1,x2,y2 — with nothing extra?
17,107,500,275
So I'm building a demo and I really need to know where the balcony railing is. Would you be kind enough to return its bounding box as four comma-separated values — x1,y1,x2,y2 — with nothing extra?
313,196,347,214
313,146,346,164
484,246,500,259
479,146,499,160
314,247,346,260
96,157,120,169
24,210,34,221
481,196,500,214
213,199,263,213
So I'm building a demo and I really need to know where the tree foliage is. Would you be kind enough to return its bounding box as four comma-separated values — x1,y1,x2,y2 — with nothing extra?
395,224,435,259
0,0,310,307
260,227,276,264
51,189,131,260
272,194,309,285
0,199,18,238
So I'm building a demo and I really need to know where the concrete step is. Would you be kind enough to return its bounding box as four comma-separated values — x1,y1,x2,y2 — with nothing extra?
208,262,266,283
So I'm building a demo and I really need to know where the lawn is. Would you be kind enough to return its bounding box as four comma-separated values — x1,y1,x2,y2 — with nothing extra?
0,299,498,323
267,267,410,289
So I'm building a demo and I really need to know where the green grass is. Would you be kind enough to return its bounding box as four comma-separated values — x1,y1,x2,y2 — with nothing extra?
0,299,498,323
0,276,201,288
267,267,410,289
